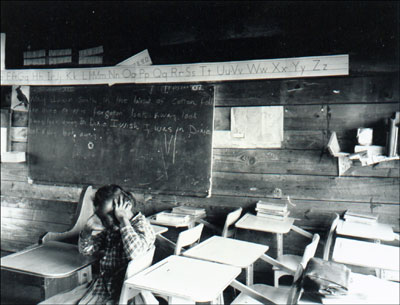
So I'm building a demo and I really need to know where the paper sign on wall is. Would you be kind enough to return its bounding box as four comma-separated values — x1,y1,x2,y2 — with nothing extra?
116,49,152,67
11,85,30,112
213,106,284,148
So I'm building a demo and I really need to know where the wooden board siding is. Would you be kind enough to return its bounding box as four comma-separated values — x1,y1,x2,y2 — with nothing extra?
1,218,71,242
213,149,400,178
215,74,399,106
1,195,76,251
1,72,399,253
1,206,73,225
0,180,82,201
216,103,399,151
212,172,400,203
7,100,400,151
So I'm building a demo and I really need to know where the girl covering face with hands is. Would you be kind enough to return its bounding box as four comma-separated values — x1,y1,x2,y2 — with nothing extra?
92,188,135,232
40,184,156,305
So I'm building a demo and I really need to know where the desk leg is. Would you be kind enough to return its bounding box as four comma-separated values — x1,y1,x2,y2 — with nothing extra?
197,219,220,233
291,225,313,239
119,286,140,305
156,234,176,251
230,280,275,304
277,233,283,257
374,239,383,279
245,264,254,286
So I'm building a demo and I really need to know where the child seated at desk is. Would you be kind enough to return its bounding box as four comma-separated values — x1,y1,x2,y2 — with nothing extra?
40,184,156,305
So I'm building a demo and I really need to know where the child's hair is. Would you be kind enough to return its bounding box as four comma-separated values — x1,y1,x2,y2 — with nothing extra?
93,184,136,209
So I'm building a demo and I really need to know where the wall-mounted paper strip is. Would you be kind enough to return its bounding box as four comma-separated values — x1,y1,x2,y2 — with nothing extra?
1,54,349,86
49,56,72,65
78,46,104,57
78,56,103,65
23,49,46,59
48,49,72,57
24,58,46,66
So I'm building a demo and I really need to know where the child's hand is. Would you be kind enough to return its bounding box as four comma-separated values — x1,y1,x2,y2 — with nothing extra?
83,214,105,235
113,194,133,225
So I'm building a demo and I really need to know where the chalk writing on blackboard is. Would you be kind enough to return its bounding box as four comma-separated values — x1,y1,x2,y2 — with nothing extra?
28,84,214,197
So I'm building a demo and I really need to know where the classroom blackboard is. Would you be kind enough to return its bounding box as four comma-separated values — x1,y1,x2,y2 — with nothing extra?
28,84,214,197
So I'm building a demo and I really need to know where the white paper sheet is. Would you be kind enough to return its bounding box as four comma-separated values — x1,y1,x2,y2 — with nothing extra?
213,106,283,148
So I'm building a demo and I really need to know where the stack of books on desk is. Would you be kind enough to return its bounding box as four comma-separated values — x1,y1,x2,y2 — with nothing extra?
172,206,206,218
155,211,191,224
255,200,290,221
343,210,378,225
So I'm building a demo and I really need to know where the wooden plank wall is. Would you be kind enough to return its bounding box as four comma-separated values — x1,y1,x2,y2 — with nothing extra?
1,72,399,255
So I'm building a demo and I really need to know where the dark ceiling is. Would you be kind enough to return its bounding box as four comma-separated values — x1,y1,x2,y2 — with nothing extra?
1,1,399,68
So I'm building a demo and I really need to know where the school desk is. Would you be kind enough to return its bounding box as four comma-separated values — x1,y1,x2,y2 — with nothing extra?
149,212,213,251
183,235,269,285
122,255,241,304
332,237,400,272
1,241,96,304
334,219,398,279
151,224,168,235
235,213,302,257
335,219,396,241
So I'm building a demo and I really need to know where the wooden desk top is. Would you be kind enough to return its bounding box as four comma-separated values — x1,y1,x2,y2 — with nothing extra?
151,224,168,235
1,241,96,278
332,237,400,271
125,255,241,302
183,235,269,268
336,219,395,241
235,213,295,234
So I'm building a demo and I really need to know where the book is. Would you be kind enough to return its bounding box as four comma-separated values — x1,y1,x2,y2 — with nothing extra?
172,206,206,216
256,200,288,212
155,212,191,224
257,210,290,220
343,211,378,224
354,145,385,156
255,208,288,216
